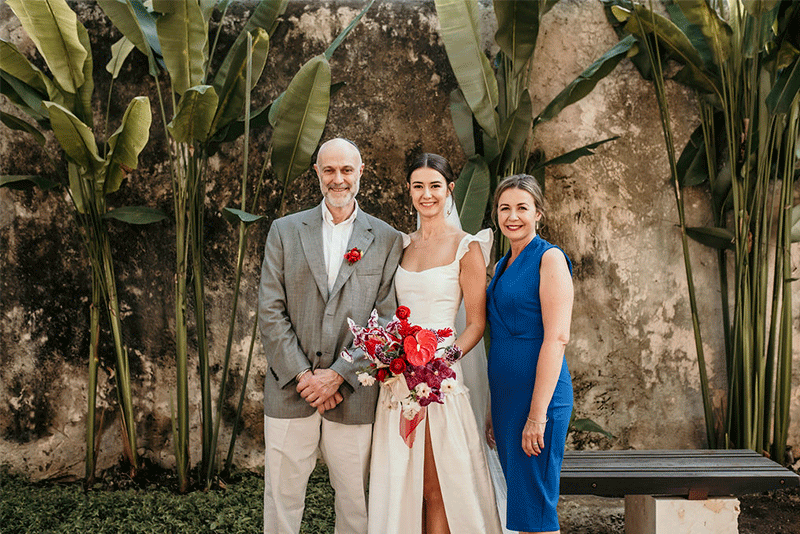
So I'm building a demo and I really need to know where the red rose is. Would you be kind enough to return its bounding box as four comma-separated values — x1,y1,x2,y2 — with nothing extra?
344,247,362,264
389,357,407,375
404,329,438,366
395,306,411,320
376,368,388,382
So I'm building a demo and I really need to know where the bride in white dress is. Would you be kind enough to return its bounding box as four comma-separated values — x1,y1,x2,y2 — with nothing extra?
368,153,503,534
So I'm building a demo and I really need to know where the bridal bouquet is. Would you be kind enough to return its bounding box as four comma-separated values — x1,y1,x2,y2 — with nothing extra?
341,306,462,445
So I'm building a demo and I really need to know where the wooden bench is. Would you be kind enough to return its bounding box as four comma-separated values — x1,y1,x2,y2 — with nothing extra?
559,449,799,533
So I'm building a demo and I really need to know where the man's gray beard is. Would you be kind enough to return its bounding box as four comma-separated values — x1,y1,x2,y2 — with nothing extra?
321,183,359,208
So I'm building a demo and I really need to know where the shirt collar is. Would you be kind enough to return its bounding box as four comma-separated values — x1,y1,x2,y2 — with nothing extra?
321,199,358,227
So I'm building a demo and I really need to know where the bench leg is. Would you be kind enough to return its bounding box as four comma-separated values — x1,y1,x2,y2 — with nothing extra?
624,495,740,534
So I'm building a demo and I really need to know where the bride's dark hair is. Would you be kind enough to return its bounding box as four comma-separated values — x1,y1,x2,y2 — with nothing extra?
406,153,456,184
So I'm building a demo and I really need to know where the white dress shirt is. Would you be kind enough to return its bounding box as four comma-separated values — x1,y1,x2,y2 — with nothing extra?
321,200,358,292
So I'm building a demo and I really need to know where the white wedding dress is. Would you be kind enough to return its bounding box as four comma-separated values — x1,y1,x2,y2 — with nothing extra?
367,229,503,534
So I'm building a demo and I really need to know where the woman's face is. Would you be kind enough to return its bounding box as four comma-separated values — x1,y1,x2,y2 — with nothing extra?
408,167,453,218
496,187,542,244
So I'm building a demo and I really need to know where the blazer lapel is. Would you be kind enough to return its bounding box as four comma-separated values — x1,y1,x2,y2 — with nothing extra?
329,210,375,299
299,206,329,299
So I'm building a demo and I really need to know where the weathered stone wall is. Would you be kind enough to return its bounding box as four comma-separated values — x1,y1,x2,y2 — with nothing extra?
1,0,798,480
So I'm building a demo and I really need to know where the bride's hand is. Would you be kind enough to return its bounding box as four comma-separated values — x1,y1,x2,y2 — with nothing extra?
485,415,496,449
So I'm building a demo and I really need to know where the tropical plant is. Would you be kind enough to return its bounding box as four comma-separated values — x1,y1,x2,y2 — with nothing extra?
434,0,634,253
98,0,376,490
0,0,163,485
606,0,799,461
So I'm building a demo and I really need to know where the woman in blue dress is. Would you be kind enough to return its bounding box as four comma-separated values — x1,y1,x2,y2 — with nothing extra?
485,174,574,534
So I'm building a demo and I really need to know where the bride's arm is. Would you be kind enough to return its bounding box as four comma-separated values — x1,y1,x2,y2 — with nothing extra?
454,242,487,355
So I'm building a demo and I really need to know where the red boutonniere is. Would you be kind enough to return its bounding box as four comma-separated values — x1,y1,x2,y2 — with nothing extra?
344,247,362,264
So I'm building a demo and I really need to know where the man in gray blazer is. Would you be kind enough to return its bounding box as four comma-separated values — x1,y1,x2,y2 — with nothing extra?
258,138,403,534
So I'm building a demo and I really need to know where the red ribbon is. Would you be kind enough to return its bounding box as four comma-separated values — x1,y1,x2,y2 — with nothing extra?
399,406,427,448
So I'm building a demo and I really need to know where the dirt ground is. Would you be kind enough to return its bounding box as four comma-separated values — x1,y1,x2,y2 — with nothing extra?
557,486,800,533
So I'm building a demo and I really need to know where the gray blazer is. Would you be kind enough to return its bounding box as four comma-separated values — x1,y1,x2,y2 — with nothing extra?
258,205,403,424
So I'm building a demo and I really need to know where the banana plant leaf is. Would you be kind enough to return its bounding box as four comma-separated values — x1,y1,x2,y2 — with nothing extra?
68,163,88,213
44,101,103,173
167,85,219,143
435,0,500,139
218,81,345,144
215,2,280,91
449,88,476,157
613,5,718,95
453,155,491,234
686,226,735,250
97,0,161,75
154,0,207,95
534,137,620,168
6,0,87,93
222,207,265,226
270,55,331,186
0,40,54,96
671,0,732,67
323,0,377,61
75,21,94,126
766,57,800,115
102,206,169,224
240,0,289,37
211,29,269,135
493,0,539,77
741,0,780,16
107,37,136,78
0,72,49,122
570,416,615,439
676,123,709,188
542,0,560,16
0,175,60,191
496,89,532,174
534,35,636,125
212,0,287,103
103,96,152,194
0,112,46,147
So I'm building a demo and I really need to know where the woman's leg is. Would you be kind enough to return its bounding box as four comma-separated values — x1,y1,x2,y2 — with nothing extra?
422,416,450,534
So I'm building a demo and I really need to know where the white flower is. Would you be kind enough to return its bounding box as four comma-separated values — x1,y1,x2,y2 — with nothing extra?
401,399,422,420
340,350,353,363
414,382,432,399
367,309,380,329
357,372,375,386
440,378,458,394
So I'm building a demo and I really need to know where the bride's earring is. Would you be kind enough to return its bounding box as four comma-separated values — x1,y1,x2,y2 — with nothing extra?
446,195,453,217
408,198,415,215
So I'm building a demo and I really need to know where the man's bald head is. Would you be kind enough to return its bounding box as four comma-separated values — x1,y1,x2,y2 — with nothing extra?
316,138,363,167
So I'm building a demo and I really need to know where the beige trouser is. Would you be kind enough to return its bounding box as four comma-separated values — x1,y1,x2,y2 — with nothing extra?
263,413,373,534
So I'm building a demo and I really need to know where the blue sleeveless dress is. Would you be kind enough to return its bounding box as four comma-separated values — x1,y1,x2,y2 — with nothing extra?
486,235,573,532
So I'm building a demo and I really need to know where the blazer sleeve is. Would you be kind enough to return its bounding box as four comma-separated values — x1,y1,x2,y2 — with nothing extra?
258,221,311,389
329,230,404,390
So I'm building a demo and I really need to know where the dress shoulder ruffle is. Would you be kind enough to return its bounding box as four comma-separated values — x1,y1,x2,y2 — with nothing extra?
456,228,493,267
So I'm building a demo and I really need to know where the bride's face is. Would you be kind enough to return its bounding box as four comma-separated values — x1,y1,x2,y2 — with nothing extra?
409,167,454,218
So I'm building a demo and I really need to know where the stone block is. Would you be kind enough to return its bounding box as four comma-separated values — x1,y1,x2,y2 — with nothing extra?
624,495,739,534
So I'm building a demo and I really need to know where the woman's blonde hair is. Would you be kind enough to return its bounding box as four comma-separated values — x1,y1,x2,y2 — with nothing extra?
492,174,546,225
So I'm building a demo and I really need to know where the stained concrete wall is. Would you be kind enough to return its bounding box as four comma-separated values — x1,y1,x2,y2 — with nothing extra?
1,0,798,480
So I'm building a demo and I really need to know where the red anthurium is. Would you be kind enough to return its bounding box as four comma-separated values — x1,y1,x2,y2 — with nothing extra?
404,329,438,366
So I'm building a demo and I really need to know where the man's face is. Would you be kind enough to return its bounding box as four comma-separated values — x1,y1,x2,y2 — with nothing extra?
314,142,363,209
